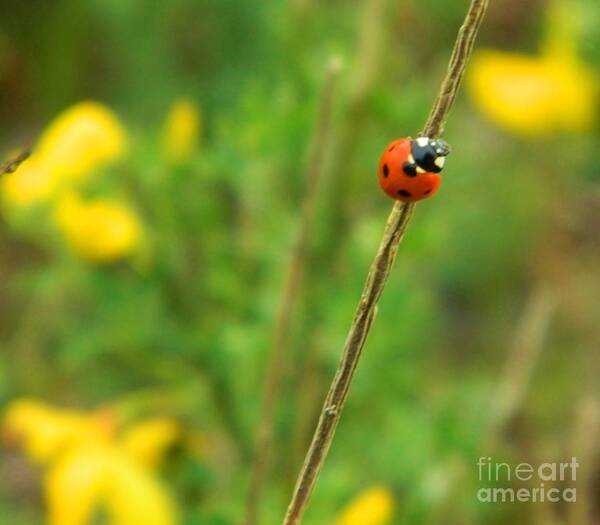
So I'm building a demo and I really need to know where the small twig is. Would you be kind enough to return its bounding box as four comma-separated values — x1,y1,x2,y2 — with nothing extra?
290,0,390,478
282,2,489,524
487,284,557,440
421,0,489,138
566,398,600,525
0,149,31,176
422,284,555,523
242,58,342,525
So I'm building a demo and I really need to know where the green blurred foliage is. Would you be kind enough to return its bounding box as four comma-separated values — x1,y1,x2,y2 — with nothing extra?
1,0,600,524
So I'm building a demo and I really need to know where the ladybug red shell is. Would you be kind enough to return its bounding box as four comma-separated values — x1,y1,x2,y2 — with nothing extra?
378,137,450,202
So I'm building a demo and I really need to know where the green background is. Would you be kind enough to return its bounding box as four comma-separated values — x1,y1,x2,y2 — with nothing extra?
1,0,599,523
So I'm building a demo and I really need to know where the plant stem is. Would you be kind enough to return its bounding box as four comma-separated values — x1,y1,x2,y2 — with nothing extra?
0,149,31,176
242,58,342,525
487,284,556,440
290,0,390,479
567,398,600,525
282,2,489,524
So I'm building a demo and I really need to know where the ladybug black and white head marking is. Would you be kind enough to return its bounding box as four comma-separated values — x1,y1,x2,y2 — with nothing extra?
409,137,451,174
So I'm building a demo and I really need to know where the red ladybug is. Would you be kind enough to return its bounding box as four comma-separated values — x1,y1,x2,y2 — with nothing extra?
378,137,450,202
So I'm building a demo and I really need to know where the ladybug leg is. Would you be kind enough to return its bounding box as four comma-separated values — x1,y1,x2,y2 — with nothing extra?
432,139,451,157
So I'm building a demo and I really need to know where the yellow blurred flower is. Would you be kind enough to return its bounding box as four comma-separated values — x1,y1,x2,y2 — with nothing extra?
2,101,127,208
3,399,180,525
45,445,112,525
55,193,142,263
3,400,112,464
467,51,597,136
36,101,127,183
120,417,180,469
2,157,58,207
163,98,201,163
467,1,597,136
47,445,178,525
336,486,394,525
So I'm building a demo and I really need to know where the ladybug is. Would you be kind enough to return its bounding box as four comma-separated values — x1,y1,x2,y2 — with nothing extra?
378,137,450,202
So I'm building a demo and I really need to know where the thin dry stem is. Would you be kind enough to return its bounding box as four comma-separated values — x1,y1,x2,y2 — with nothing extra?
425,284,555,522
290,0,389,476
567,398,600,525
487,284,557,440
421,0,488,138
0,149,31,176
242,59,342,525
282,2,489,524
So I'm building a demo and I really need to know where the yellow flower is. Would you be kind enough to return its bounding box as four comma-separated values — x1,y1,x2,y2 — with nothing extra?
163,98,201,163
36,101,127,183
103,450,178,525
46,445,178,525
2,157,58,207
2,102,126,208
467,1,597,137
45,445,111,525
55,193,142,263
467,51,597,136
3,400,111,464
120,418,180,469
3,399,180,525
336,486,394,525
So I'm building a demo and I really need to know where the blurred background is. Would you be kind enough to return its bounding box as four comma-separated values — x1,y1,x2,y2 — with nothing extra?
1,0,599,524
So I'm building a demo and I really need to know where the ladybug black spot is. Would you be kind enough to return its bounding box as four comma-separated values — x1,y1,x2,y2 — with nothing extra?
402,162,417,177
383,163,389,177
424,189,431,195
398,190,412,198
388,145,396,152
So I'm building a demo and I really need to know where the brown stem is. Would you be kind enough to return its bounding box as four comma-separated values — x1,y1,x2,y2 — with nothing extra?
290,0,390,480
421,0,489,138
242,58,342,525
282,2,489,524
567,398,600,525
0,149,31,176
487,284,557,441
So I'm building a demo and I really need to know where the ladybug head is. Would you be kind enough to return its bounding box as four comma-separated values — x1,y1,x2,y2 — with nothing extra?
410,137,451,174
